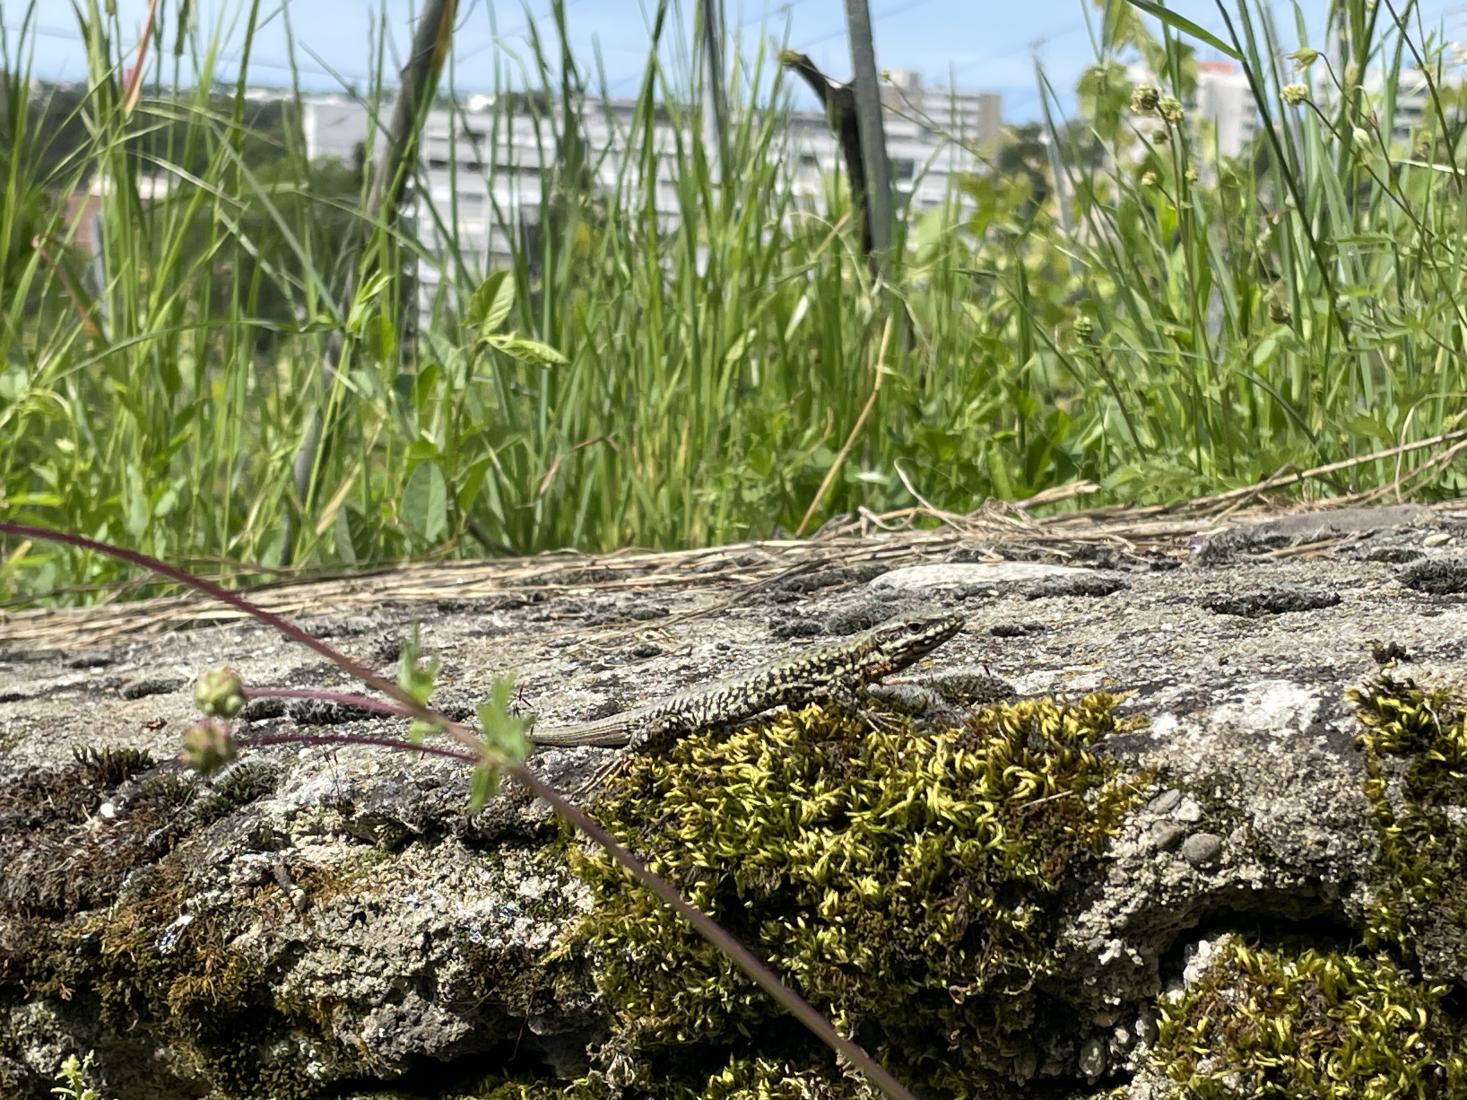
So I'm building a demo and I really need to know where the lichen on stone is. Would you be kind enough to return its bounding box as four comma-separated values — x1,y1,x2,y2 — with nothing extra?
1150,939,1466,1099
564,694,1144,1094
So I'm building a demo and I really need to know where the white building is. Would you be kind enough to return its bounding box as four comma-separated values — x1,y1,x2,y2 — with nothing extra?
1359,61,1467,143
301,93,373,166
785,69,1001,211
1132,52,1467,160
299,75,999,311
1192,60,1257,158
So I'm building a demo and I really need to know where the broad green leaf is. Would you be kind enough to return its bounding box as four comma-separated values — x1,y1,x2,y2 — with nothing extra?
346,270,392,335
373,311,397,364
723,328,754,366
333,507,358,566
0,365,28,402
485,332,568,368
468,759,502,811
401,461,448,542
1342,414,1396,446
469,270,515,336
397,626,441,707
470,676,532,811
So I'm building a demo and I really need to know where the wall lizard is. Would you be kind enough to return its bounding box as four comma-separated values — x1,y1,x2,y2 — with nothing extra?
528,613,965,760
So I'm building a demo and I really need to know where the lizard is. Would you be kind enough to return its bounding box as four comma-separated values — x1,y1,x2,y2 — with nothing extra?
528,613,965,769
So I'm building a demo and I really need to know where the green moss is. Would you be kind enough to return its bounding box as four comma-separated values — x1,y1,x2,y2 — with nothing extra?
566,695,1143,1095
1350,676,1467,975
0,754,191,919
438,1078,602,1100
1152,940,1466,1099
443,1055,877,1100
73,851,347,1099
683,1056,878,1099
1138,679,1467,1099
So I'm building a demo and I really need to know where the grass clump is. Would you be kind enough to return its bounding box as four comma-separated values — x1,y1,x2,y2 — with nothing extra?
1152,939,1466,1100
8,2,1467,600
565,695,1143,1096
1351,676,1467,982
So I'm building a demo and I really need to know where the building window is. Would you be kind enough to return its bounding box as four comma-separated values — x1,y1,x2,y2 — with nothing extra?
892,158,915,182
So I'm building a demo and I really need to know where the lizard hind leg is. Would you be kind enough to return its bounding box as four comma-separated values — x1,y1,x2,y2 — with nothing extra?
831,682,911,735
571,750,632,799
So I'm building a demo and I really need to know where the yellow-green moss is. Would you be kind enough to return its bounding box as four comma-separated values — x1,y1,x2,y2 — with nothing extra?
685,1056,879,1099
565,694,1143,1095
1152,940,1466,1099
1138,678,1467,1100
50,1052,114,1100
1350,676,1467,970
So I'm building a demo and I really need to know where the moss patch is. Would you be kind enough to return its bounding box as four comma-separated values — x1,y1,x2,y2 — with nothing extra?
0,747,178,917
1152,939,1466,1099
0,744,373,1099
441,1053,886,1099
1351,675,1467,981
0,748,195,1001
1136,678,1467,1100
566,694,1143,1095
688,1059,874,1099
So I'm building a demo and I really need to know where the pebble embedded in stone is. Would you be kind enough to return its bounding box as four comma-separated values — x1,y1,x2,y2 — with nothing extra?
1078,1037,1106,1079
1150,823,1186,852
1148,788,1182,814
1181,832,1224,867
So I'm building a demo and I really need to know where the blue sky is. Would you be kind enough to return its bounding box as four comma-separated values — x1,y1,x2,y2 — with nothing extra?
14,1,1467,121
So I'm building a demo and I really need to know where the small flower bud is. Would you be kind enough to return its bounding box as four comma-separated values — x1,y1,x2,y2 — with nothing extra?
1159,95,1184,125
180,719,238,775
1281,83,1310,106
1289,48,1319,70
195,666,246,717
1130,85,1161,113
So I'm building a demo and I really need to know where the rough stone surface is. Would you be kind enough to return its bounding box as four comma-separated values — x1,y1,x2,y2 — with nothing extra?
1,504,1465,1098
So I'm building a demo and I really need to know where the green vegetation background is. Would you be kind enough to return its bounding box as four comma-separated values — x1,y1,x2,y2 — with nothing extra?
4,0,1467,603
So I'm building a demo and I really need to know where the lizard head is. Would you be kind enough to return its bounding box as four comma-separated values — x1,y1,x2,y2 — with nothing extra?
865,613,964,669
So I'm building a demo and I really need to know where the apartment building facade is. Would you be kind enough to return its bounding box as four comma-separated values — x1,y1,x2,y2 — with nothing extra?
299,75,1000,310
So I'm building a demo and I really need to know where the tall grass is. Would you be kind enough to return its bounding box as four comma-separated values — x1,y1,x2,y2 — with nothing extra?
2,0,1466,604
1040,0,1467,501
